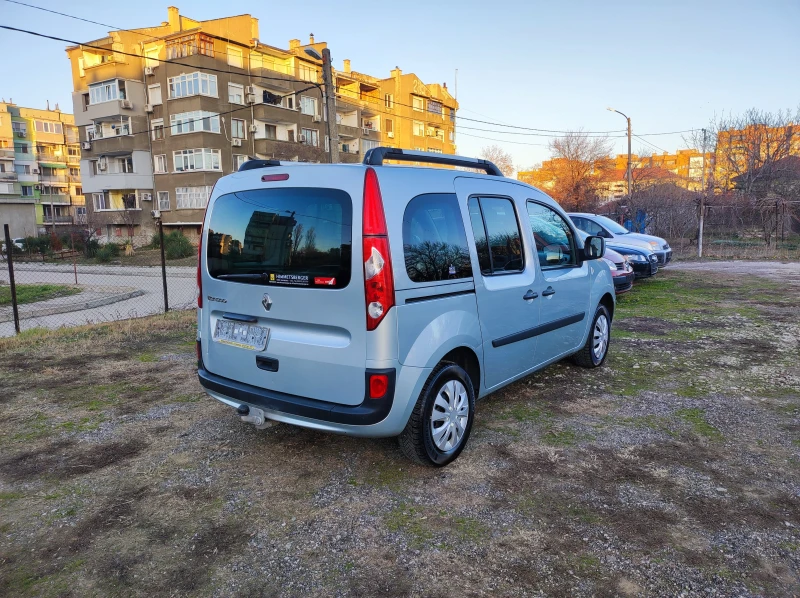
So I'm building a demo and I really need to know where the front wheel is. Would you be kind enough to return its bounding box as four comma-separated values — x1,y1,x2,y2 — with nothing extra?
398,362,475,467
573,304,611,368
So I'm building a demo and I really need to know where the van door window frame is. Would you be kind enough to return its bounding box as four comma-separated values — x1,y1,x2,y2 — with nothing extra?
467,194,526,277
527,200,581,271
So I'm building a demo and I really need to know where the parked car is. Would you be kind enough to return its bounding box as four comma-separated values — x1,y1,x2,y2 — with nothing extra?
576,230,633,293
0,237,24,254
197,148,616,466
606,242,659,279
569,213,672,266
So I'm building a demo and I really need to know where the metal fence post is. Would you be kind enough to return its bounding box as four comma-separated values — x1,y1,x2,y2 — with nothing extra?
159,220,169,313
3,224,21,334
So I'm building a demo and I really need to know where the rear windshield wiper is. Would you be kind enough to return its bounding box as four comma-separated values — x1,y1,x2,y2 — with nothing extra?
216,273,269,281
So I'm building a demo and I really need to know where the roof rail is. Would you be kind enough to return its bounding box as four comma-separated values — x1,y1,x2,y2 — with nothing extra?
363,147,503,177
238,158,282,172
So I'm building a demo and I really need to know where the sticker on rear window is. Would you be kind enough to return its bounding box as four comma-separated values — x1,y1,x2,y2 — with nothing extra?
268,273,309,286
314,277,337,286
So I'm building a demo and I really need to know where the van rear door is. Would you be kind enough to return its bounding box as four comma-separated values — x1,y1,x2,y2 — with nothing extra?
201,176,366,407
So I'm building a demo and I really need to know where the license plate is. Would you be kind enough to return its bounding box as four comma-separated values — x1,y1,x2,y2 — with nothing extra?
213,319,270,351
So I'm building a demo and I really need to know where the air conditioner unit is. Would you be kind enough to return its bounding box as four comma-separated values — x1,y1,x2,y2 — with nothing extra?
144,66,155,76
141,192,152,202
312,115,322,123
15,132,25,138
248,124,258,133
245,85,256,95
81,141,92,150
32,168,39,174
387,132,395,138
120,99,133,109
151,209,161,218
34,184,41,191
362,127,373,136
245,94,256,104
299,135,306,143
145,104,154,113
231,138,242,147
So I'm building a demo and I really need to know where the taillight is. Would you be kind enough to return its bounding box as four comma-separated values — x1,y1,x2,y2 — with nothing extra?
362,168,394,331
369,374,389,399
197,227,203,308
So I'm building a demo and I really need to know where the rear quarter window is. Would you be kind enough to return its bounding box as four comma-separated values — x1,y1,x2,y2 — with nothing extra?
402,193,471,283
206,187,352,289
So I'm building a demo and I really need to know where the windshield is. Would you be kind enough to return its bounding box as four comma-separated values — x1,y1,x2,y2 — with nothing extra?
594,215,629,235
207,187,352,289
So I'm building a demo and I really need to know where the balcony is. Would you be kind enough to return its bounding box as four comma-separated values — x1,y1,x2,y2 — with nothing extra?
38,154,68,164
0,148,14,160
253,103,300,123
338,125,360,139
40,194,71,204
0,172,17,182
42,215,74,224
40,174,70,183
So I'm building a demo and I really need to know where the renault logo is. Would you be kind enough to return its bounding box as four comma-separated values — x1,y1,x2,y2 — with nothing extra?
261,293,272,311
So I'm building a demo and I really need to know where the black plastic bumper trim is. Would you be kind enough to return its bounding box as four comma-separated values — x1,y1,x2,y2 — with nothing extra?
198,366,395,426
492,312,586,348
405,289,475,304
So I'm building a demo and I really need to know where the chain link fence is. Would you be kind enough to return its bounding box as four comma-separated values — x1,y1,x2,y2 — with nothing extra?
2,223,197,337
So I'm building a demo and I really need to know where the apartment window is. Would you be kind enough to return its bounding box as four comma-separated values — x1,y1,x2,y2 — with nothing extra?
152,119,164,140
450,109,456,122
300,128,318,146
298,63,317,82
148,84,162,105
250,52,263,70
227,46,243,68
429,148,443,154
228,82,244,104
145,47,159,68
233,154,246,171
168,72,218,99
0,183,13,194
154,154,167,174
68,147,79,157
75,186,82,196
92,193,107,210
15,164,31,175
264,124,277,140
157,191,170,211
412,96,424,112
119,157,134,173
427,100,442,115
21,186,34,196
413,121,425,136
449,131,454,141
385,119,393,135
282,95,295,110
384,94,394,109
170,111,220,135
173,148,221,172
166,33,214,59
362,139,380,153
231,119,245,139
299,96,317,116
35,121,64,134
69,167,79,177
86,125,95,141
176,186,213,209
89,80,123,105
66,127,79,143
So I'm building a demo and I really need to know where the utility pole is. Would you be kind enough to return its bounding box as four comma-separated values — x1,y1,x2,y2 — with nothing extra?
321,49,339,164
698,128,707,258
607,108,632,199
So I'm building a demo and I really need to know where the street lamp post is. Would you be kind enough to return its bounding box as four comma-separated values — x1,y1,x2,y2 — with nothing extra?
607,107,632,199
304,47,339,164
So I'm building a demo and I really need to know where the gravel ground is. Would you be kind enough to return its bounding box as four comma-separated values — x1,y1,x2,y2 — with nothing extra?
0,267,798,597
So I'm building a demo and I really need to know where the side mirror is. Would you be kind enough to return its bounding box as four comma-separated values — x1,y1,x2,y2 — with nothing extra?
582,235,604,260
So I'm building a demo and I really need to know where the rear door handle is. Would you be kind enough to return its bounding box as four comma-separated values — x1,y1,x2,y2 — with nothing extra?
223,312,258,323
523,290,538,301
542,287,556,297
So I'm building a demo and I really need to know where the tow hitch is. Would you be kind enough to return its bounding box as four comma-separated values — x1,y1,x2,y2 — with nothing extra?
237,404,273,429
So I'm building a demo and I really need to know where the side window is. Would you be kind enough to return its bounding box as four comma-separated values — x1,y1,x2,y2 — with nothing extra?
527,202,578,269
403,193,471,283
577,217,604,237
467,196,524,275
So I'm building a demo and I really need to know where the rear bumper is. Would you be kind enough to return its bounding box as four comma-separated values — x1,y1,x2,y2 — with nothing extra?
198,364,395,427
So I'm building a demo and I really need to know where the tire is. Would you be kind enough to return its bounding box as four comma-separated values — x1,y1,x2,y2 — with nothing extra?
573,304,611,368
398,362,476,467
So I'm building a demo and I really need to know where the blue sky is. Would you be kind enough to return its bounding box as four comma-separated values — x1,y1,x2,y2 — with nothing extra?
1,0,798,168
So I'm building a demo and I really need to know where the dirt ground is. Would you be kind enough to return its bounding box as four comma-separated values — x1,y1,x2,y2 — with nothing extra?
0,266,798,597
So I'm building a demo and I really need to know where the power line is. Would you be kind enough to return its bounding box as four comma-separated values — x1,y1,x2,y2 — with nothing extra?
633,134,669,154
457,124,627,138
457,132,550,147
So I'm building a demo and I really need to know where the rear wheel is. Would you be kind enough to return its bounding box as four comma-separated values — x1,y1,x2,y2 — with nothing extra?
399,362,475,467
573,304,611,368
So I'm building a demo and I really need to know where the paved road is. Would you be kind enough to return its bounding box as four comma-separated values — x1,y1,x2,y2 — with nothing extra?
670,259,800,285
0,262,196,337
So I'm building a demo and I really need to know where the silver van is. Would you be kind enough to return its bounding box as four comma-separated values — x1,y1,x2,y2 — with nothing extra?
197,149,615,466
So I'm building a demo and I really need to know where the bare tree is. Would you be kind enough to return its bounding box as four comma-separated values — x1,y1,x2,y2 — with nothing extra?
479,145,515,177
545,131,613,211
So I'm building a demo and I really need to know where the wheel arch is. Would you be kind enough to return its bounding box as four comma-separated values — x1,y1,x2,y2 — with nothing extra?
440,346,481,396
599,292,615,321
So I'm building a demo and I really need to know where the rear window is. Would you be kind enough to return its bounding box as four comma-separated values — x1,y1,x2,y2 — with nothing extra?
207,187,352,289
402,193,471,283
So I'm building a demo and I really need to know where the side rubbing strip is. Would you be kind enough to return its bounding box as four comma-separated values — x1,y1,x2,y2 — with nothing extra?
492,312,585,348
405,289,475,304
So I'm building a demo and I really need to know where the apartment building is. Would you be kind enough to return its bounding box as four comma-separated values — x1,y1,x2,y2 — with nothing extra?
67,7,457,244
0,102,83,238
714,124,798,191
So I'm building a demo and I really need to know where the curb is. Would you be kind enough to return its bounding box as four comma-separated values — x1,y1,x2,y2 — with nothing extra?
0,289,147,323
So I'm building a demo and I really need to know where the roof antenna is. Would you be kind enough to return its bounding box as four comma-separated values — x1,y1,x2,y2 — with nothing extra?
47,99,50,110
